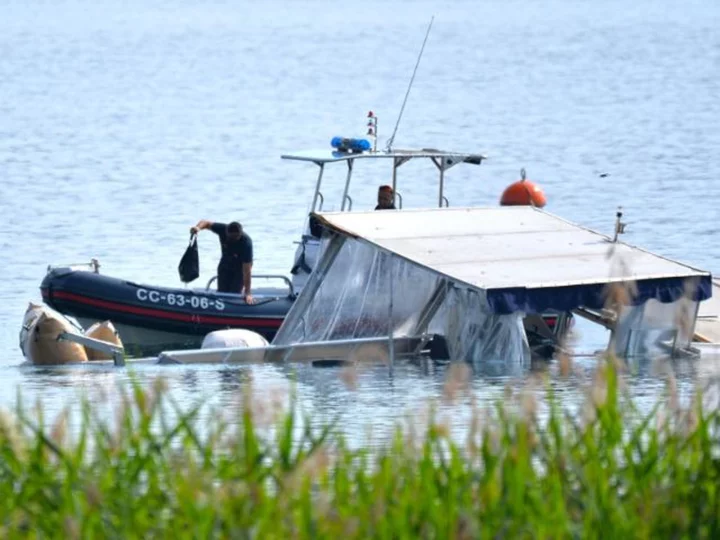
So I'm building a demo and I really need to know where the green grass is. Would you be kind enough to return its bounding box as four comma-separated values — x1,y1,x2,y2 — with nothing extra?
1,356,719,538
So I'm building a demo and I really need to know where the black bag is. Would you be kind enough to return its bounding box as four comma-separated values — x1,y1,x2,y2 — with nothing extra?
178,233,199,283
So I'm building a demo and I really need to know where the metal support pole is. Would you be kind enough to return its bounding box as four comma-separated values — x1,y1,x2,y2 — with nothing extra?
388,253,395,375
429,157,446,208
392,157,399,194
439,166,446,208
311,163,325,213
392,156,411,208
340,159,354,211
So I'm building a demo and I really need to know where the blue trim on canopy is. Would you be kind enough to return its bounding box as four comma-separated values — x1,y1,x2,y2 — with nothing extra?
486,275,713,315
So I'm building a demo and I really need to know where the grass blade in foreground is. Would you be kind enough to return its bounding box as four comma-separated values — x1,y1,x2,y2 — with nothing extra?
0,357,718,538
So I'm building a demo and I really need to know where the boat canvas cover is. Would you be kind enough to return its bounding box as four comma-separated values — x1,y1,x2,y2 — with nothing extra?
270,225,532,366
310,206,712,315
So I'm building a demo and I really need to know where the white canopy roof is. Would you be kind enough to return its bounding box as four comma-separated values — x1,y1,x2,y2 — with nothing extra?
312,206,712,312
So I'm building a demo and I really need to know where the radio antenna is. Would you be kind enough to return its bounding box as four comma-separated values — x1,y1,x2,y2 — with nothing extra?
385,15,435,153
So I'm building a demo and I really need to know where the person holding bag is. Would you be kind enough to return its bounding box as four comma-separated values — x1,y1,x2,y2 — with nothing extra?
190,219,254,304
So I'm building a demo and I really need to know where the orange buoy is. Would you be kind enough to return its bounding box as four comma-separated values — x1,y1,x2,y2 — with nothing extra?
499,168,547,208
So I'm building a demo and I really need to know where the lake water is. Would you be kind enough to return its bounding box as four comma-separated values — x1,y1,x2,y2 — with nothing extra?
1,0,719,441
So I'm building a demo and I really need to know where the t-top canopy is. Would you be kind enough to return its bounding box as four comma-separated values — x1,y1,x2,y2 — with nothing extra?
281,147,487,166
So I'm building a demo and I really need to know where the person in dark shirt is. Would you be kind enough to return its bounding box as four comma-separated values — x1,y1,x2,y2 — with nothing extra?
375,185,396,210
190,219,254,304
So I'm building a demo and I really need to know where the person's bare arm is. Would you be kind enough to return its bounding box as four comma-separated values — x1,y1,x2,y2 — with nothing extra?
242,262,253,304
190,220,213,234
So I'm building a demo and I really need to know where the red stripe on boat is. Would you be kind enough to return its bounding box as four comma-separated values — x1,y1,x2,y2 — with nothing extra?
45,290,284,328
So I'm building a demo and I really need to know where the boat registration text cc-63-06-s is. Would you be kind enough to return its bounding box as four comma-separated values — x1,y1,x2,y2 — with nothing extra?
135,288,226,311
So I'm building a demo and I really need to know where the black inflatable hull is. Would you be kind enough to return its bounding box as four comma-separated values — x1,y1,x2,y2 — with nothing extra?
40,269,294,356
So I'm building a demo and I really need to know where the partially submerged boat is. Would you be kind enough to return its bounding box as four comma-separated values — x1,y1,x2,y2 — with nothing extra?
20,302,89,365
19,302,126,366
157,205,714,367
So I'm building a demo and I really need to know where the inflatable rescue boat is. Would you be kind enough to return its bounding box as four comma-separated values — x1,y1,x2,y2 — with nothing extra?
40,263,294,356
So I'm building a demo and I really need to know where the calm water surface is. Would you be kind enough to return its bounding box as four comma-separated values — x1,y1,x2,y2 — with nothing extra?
1,0,719,441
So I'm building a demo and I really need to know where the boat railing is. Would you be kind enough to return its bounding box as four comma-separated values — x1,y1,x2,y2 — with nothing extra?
47,258,100,275
157,334,428,366
205,274,296,298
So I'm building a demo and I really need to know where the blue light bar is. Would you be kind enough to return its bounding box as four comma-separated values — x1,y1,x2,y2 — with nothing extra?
330,137,371,153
